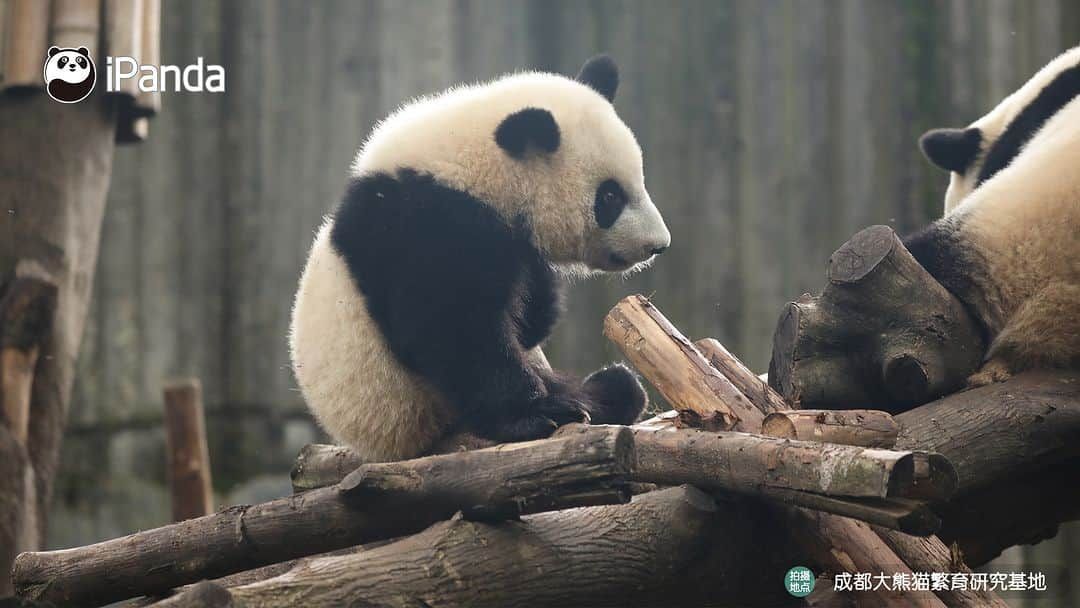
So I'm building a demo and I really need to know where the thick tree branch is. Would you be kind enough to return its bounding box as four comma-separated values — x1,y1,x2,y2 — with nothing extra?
768,225,985,411
12,427,634,606
149,486,781,608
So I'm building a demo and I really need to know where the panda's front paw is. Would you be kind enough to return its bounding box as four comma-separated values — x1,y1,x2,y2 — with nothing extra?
966,358,1014,387
530,394,592,426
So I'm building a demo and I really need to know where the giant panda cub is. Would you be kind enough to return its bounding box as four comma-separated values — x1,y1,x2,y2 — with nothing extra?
907,45,1080,386
290,56,670,462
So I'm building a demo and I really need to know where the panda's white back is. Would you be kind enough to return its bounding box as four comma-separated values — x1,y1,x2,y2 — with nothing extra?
289,220,452,462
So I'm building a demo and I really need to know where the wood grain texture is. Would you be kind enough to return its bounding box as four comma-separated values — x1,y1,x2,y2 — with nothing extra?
13,427,634,606
150,486,732,608
762,409,899,448
604,294,761,430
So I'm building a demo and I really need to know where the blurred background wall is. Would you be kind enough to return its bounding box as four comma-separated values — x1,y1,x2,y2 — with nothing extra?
50,0,1077,604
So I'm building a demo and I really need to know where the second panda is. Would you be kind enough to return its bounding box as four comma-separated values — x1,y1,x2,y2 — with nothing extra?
908,45,1080,386
290,56,670,462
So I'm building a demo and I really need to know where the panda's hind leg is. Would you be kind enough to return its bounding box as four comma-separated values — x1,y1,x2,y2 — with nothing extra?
968,281,1080,387
580,363,649,425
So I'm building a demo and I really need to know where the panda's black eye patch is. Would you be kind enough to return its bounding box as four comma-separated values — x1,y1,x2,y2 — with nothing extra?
594,179,627,229
77,56,87,68
58,57,68,68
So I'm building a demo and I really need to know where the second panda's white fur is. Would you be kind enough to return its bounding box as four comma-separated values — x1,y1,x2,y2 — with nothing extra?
909,47,1080,385
925,46,1080,213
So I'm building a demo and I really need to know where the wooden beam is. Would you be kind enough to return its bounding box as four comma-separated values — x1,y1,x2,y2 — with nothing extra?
694,337,787,414
762,409,899,448
12,427,634,606
163,379,214,521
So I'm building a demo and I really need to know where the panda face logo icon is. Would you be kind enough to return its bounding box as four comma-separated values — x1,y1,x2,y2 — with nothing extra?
43,46,96,103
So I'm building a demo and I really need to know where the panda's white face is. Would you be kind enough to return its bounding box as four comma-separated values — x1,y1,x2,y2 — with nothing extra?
351,60,670,275
44,48,93,84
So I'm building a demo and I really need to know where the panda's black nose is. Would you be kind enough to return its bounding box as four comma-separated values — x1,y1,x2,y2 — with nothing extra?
651,245,668,256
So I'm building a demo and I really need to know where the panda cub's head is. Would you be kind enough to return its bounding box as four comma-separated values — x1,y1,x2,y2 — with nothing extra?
352,55,670,274
920,45,1080,214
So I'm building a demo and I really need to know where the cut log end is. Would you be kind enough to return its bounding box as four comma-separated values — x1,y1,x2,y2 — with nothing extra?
826,224,897,285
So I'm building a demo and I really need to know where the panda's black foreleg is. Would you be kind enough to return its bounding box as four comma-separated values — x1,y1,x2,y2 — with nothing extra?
580,363,649,425
537,363,648,426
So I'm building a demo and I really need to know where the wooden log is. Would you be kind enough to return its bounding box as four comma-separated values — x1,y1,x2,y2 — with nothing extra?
873,527,1010,607
290,430,493,492
695,337,787,414
604,295,763,430
792,509,946,608
12,427,634,606
931,458,1080,566
291,443,363,493
762,409,899,448
149,486,744,608
163,379,214,521
768,225,984,411
0,264,57,596
893,369,1080,495
0,267,58,446
606,304,998,605
1,67,118,595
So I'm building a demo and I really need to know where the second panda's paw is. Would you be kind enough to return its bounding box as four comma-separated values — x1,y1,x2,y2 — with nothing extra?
966,358,1014,388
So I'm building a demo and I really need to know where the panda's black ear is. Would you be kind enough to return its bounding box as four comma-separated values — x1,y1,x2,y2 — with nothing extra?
48,46,61,57
919,127,982,174
76,47,90,57
576,54,618,102
495,107,560,159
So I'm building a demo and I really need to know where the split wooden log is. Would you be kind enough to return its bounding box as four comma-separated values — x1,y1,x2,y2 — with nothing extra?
149,486,766,608
12,426,634,607
604,294,763,430
763,409,899,448
768,225,985,411
163,379,214,521
695,337,787,414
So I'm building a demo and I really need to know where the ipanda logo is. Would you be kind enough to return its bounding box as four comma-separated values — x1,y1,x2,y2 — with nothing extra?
44,47,224,103
43,46,95,103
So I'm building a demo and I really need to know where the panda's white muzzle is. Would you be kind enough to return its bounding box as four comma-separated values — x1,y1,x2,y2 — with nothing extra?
590,194,671,272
